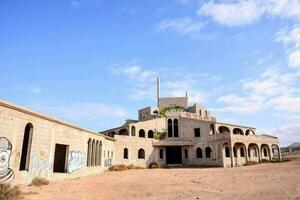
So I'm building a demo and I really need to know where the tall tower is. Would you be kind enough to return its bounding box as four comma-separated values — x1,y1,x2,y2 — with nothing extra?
157,76,160,108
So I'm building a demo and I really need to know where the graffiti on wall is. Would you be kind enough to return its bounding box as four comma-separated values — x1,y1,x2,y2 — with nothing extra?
0,137,15,183
67,151,84,173
104,159,112,167
28,151,52,183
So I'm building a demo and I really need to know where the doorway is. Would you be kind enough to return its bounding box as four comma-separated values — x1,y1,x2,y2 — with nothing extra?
53,144,69,173
166,146,182,164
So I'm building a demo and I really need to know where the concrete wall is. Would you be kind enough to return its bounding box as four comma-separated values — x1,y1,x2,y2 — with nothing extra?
0,101,115,185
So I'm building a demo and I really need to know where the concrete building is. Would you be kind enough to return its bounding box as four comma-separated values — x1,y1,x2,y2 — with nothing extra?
0,77,281,185
101,77,281,168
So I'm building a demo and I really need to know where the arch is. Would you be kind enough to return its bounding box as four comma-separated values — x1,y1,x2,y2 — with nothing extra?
87,138,92,167
98,141,102,166
131,126,136,136
210,124,215,135
240,146,245,157
184,149,188,159
225,146,230,157
119,129,129,136
148,130,154,138
168,119,173,137
261,144,271,160
271,144,280,160
91,139,95,166
233,128,244,135
139,129,145,138
95,140,99,166
123,148,128,159
20,123,34,171
108,131,116,138
245,129,255,135
248,143,259,159
218,126,230,134
196,147,203,158
138,148,145,159
174,119,179,137
205,147,212,158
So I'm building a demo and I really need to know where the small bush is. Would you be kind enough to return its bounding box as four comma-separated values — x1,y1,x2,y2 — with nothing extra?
0,184,22,200
148,162,160,169
109,165,128,171
31,178,49,187
244,161,258,166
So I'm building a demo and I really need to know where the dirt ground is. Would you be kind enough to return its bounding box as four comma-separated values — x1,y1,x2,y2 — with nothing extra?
22,161,300,200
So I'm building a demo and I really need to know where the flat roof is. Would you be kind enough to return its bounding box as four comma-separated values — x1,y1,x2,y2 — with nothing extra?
0,100,115,141
216,121,256,130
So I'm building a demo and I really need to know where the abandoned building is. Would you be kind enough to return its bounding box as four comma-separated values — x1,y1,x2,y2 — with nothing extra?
0,77,281,185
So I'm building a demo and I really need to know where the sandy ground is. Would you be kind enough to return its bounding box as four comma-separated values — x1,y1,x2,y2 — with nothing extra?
22,161,300,200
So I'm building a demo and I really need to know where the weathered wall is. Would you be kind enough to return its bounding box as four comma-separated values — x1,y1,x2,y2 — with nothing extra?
0,101,115,185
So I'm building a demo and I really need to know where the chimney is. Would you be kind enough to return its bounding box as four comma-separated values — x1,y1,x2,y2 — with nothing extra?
157,77,160,108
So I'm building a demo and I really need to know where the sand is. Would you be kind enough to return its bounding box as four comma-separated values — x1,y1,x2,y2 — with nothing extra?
22,161,300,200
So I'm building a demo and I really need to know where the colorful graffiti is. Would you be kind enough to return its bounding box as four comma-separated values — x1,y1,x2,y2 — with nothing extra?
28,151,52,183
67,151,84,173
104,159,112,167
0,137,14,183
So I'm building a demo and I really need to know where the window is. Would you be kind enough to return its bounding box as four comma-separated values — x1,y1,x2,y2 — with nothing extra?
138,149,145,159
20,123,33,171
168,119,173,137
148,130,154,138
139,129,145,138
159,149,163,159
196,148,202,158
107,150,110,158
123,148,128,159
233,148,237,157
87,139,91,167
194,128,200,137
263,148,268,157
131,126,136,136
205,147,212,158
225,147,230,157
174,119,179,137
240,147,245,157
184,149,188,159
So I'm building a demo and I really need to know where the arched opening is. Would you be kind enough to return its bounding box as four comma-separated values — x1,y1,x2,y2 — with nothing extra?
148,130,154,138
131,126,136,136
87,138,92,167
218,126,230,134
240,147,245,157
168,119,173,137
233,147,237,157
205,147,212,158
138,148,145,159
19,123,33,171
184,149,188,159
139,129,145,138
98,141,102,166
245,130,255,135
91,139,95,166
272,144,280,160
233,128,244,135
108,131,116,138
248,143,259,161
174,119,179,137
210,124,215,135
196,147,202,158
119,129,129,136
261,144,270,160
95,140,99,166
225,146,230,157
123,148,128,159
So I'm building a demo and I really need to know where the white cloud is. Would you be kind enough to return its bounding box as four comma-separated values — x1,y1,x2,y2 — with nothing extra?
158,17,204,36
198,0,300,27
276,25,300,49
18,86,42,94
271,125,300,146
288,50,300,68
111,65,157,82
199,1,262,26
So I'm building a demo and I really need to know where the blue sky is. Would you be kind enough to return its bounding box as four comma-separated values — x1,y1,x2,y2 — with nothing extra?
1,0,300,146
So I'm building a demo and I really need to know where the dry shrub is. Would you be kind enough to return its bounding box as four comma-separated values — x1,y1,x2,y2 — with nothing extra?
148,162,160,169
30,178,49,187
109,165,128,171
0,183,22,200
244,161,258,166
